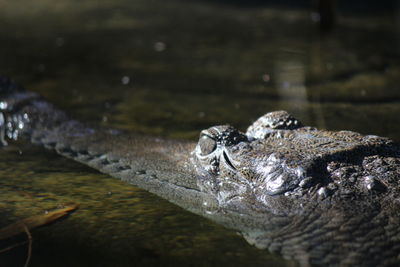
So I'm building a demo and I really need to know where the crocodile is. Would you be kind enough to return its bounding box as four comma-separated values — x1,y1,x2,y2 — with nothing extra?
1,77,400,266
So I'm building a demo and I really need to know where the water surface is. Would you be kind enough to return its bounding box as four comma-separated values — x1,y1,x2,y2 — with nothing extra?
0,0,399,266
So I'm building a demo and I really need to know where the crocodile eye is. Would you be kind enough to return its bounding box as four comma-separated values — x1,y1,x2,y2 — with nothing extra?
198,135,217,156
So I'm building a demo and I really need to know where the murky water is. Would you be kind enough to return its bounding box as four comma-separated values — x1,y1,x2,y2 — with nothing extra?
0,0,399,266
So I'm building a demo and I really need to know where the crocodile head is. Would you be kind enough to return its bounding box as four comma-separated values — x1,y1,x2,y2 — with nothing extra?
191,111,396,216
191,111,305,214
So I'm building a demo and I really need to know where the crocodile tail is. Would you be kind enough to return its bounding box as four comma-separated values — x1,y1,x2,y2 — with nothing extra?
0,77,70,146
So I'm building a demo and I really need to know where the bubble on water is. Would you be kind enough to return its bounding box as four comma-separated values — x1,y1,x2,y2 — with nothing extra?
154,41,166,52
121,76,130,85
360,89,367,96
262,74,270,82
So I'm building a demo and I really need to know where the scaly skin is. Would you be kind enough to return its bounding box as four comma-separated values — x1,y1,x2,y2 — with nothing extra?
1,77,400,266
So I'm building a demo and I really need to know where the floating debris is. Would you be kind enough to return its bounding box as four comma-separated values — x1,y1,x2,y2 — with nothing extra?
0,203,79,240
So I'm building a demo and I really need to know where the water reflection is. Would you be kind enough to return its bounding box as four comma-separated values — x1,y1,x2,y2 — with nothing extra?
274,54,310,125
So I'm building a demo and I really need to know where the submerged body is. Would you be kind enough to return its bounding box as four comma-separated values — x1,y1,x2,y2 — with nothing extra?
1,77,400,266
